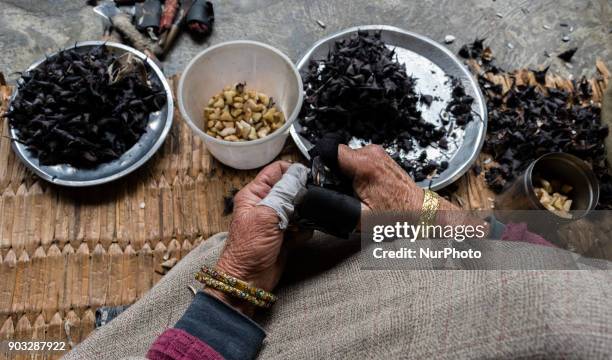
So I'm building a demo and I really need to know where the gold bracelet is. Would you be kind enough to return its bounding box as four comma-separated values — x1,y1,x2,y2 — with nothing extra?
418,189,439,227
200,266,277,304
195,267,277,308
196,273,273,308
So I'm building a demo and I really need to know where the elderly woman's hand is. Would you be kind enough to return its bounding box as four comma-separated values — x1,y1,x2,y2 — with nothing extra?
206,161,291,314
337,144,425,212
338,144,489,232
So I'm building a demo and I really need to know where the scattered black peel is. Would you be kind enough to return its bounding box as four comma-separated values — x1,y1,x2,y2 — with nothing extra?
446,79,474,126
484,166,508,193
459,38,486,59
5,45,166,168
558,47,578,62
459,39,611,209
420,94,433,107
299,30,473,180
532,66,550,84
577,77,593,100
222,188,239,215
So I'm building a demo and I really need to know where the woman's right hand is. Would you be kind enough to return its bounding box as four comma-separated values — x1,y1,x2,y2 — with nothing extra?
337,144,426,212
338,144,488,232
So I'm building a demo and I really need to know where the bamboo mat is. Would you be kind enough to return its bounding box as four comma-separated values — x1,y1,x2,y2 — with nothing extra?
0,63,608,358
0,75,300,359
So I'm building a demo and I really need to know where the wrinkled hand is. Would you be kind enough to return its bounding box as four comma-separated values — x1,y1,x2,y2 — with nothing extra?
338,144,486,231
337,144,425,212
207,161,291,314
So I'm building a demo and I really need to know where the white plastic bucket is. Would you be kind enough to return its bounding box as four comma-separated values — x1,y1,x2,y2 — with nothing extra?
178,41,303,169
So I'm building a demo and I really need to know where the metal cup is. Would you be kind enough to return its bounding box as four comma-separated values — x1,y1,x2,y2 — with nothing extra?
495,153,599,243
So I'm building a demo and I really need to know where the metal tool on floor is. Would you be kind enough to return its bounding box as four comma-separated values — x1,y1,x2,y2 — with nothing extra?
159,0,194,56
94,1,162,58
91,0,215,59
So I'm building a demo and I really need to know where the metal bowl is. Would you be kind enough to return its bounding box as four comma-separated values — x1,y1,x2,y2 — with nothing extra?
290,25,487,190
8,41,173,187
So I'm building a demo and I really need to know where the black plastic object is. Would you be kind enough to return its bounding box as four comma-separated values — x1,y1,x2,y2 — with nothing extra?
309,133,342,171
186,0,214,35
308,134,353,194
296,185,361,238
135,0,162,32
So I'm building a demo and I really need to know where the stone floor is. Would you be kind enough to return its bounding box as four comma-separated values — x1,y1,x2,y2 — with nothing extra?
0,2,610,356
0,0,610,82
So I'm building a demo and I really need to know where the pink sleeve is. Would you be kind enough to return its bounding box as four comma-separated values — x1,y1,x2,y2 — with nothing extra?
147,328,225,360
501,223,556,248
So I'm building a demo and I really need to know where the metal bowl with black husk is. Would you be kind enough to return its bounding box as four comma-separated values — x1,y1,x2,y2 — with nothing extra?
290,25,487,190
7,41,173,187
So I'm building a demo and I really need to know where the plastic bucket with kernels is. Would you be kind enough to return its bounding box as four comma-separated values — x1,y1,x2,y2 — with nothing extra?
178,40,303,169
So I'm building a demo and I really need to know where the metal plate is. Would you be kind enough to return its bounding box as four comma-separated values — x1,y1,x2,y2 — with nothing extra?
290,25,487,190
8,41,173,187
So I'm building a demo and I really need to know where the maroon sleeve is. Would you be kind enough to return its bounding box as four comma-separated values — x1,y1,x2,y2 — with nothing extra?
147,328,225,360
501,222,556,248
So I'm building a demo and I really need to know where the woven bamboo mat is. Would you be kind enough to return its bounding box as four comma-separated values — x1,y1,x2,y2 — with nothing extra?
0,75,299,359
0,63,608,358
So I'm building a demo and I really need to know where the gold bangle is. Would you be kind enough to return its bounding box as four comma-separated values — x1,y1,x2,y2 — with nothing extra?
200,266,277,303
418,189,439,227
196,272,273,308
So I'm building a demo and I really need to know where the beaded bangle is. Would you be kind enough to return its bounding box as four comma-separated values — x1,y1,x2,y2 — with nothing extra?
195,266,278,308
196,273,271,308
418,189,440,227
199,266,278,304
